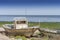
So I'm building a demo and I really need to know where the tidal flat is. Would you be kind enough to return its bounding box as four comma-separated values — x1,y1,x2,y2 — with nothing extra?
0,22,60,29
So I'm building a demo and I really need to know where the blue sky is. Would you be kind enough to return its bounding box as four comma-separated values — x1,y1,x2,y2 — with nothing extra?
0,0,60,15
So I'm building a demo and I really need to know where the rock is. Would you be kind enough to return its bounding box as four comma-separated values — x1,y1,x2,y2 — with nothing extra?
33,30,40,36
0,33,11,40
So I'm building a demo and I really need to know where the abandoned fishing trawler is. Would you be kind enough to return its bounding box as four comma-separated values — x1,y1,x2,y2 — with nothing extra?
3,17,39,37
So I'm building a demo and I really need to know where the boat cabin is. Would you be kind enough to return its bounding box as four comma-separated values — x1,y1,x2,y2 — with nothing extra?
14,17,28,29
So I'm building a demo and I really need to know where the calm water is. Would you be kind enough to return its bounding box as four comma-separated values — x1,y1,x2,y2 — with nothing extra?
0,15,60,22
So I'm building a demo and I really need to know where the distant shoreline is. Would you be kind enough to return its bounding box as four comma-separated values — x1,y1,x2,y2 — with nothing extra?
0,15,60,17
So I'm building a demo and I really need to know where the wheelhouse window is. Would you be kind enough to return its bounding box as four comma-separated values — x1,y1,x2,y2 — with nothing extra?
17,21,26,24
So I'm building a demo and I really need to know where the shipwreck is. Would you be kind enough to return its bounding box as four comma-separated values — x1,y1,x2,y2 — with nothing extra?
3,17,39,37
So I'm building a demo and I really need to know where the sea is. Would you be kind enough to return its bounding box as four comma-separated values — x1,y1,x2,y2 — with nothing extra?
0,15,60,22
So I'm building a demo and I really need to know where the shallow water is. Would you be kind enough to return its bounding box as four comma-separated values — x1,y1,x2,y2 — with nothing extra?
0,15,60,22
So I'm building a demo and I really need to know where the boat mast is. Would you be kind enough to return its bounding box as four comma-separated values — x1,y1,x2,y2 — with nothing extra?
39,17,40,28
25,8,27,17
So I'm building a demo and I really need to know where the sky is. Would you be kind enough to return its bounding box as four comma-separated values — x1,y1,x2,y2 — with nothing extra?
0,0,60,15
